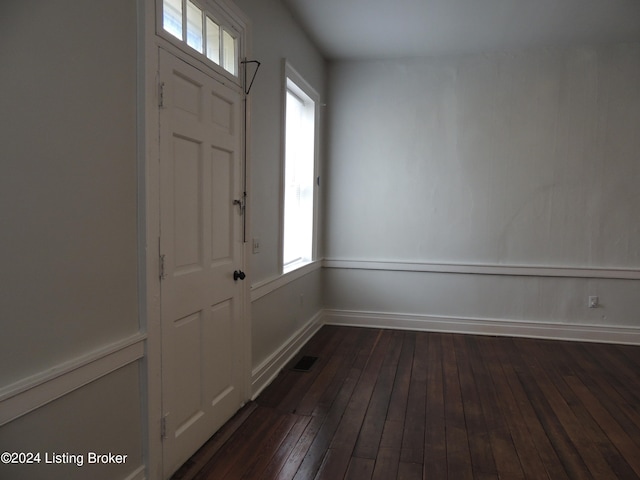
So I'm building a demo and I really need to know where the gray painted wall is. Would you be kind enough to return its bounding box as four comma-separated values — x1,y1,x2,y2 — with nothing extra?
0,2,143,478
1,0,139,386
0,364,143,480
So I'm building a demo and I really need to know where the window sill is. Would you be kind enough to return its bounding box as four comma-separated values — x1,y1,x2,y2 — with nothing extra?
283,258,313,275
250,260,322,302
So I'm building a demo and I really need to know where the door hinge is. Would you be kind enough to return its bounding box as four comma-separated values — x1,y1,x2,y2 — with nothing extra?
159,254,166,281
158,81,165,108
161,415,167,440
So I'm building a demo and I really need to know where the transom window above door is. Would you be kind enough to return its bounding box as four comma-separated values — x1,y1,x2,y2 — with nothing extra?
162,0,238,76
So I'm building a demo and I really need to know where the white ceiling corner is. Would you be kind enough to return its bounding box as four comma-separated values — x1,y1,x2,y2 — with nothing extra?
283,0,640,60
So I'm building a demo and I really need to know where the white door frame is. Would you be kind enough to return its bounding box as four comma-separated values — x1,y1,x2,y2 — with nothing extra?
138,1,252,478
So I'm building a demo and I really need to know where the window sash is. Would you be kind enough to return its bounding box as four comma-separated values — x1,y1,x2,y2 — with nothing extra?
282,64,319,272
161,0,238,77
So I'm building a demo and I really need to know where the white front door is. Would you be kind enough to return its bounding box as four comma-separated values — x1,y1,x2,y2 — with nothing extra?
159,48,245,478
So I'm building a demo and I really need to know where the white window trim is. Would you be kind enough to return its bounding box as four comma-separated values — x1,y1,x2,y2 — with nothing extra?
280,60,321,275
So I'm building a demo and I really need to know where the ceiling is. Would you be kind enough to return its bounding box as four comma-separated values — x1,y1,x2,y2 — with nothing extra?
283,0,640,60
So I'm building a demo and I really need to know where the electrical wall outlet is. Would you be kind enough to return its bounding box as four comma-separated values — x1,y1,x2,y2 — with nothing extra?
252,237,260,254
588,296,599,308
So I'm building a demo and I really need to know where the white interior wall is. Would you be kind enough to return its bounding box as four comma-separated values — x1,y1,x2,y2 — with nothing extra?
323,268,640,343
251,269,323,367
232,0,328,394
324,45,640,337
0,2,144,478
234,0,326,282
326,46,640,266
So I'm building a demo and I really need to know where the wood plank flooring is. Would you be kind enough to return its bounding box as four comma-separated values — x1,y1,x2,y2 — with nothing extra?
172,326,640,480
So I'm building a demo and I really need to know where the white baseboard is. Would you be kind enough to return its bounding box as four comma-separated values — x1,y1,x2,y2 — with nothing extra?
251,311,323,399
322,309,640,345
250,308,640,402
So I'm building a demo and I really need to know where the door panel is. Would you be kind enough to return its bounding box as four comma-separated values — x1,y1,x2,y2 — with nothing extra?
173,136,202,271
211,147,233,261
159,48,244,478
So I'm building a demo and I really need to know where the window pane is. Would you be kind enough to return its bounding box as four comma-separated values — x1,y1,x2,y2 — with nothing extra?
283,88,315,268
206,17,220,64
222,29,237,76
186,1,203,53
163,0,239,78
163,0,182,40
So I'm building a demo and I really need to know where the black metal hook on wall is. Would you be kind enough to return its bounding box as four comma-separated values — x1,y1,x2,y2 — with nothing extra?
241,59,261,95
239,59,260,243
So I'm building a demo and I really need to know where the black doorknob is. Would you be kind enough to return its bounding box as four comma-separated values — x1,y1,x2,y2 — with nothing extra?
233,270,246,281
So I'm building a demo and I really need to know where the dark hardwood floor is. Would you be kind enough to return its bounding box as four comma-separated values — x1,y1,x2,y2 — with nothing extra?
172,325,640,479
